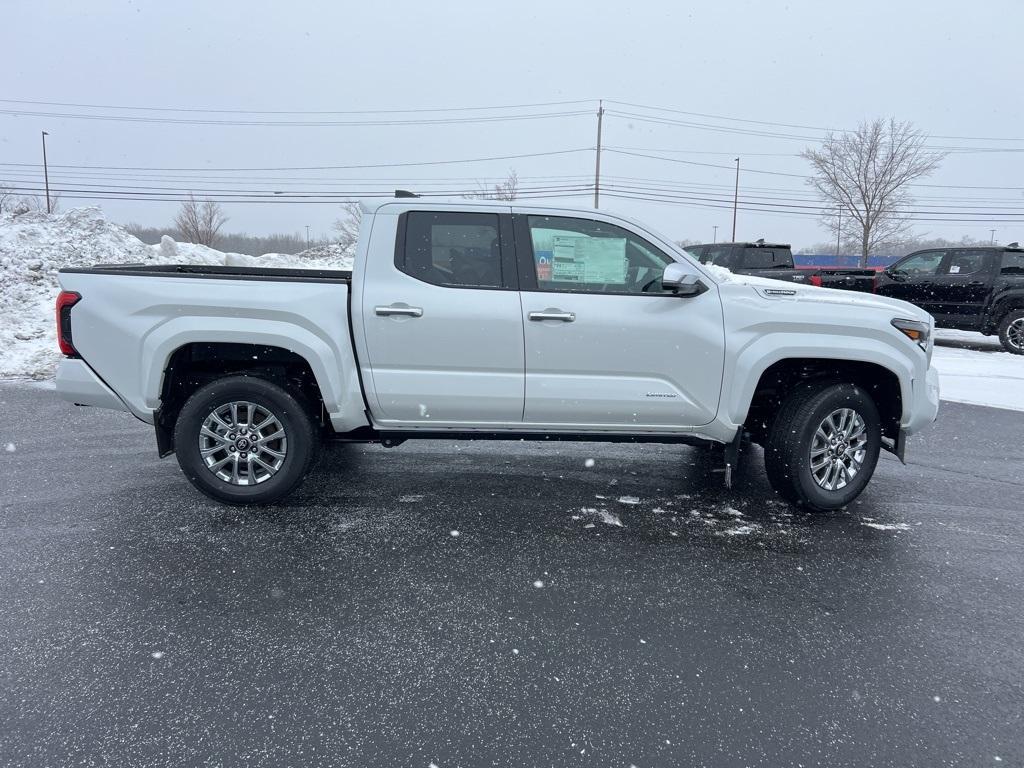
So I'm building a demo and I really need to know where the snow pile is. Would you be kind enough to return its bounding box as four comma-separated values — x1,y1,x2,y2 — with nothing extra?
0,207,350,379
294,242,354,266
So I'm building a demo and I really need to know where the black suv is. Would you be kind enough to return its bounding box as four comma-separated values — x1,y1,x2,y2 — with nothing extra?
875,244,1024,353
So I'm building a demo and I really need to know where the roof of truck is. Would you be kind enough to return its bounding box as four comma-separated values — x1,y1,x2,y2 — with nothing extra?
693,241,792,249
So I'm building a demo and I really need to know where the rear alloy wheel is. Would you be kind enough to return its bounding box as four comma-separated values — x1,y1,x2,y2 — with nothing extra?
997,309,1024,355
764,382,881,511
174,376,318,505
198,401,289,486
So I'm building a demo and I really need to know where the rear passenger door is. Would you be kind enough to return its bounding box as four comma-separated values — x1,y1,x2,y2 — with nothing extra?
929,249,993,329
359,208,525,426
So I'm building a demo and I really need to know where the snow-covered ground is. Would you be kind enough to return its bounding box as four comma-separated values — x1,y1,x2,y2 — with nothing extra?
2,208,1023,413
932,329,1023,412
0,207,352,379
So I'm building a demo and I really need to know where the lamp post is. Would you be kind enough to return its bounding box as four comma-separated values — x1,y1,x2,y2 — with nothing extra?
731,158,739,241
41,131,51,214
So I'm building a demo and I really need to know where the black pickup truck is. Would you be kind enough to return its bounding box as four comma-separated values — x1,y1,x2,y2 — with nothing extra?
875,244,1024,353
685,241,877,293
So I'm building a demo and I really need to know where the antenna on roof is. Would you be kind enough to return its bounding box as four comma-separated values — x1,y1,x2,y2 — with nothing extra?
1009,241,1020,248
755,238,765,245
394,189,420,198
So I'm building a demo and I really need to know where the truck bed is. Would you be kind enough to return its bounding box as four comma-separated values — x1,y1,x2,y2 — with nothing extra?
56,263,365,433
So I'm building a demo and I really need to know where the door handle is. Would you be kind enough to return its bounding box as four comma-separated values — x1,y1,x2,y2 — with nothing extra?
528,310,575,322
375,305,423,318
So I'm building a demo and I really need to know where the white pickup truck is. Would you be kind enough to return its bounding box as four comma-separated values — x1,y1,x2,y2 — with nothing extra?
55,198,940,510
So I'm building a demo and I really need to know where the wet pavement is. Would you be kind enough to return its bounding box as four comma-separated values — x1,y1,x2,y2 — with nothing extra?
1,381,1022,767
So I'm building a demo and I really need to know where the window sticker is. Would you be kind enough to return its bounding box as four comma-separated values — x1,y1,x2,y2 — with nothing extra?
949,265,961,273
550,236,627,284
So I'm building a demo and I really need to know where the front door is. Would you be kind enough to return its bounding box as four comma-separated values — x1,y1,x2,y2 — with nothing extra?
360,208,525,426
877,250,947,316
515,213,725,430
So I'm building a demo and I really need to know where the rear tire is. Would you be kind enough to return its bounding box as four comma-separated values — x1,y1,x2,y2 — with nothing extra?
173,375,319,505
997,309,1024,355
764,382,881,511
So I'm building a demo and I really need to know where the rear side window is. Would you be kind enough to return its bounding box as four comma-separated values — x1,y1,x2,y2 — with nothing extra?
944,249,989,275
741,247,793,269
701,246,733,266
398,211,503,288
1001,252,1024,274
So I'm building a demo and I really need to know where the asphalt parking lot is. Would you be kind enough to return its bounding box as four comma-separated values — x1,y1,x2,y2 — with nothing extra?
1,381,1022,767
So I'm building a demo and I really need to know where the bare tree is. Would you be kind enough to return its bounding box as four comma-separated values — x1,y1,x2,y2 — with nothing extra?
0,186,60,215
174,194,228,246
332,201,363,253
0,185,13,214
464,169,519,201
801,119,945,266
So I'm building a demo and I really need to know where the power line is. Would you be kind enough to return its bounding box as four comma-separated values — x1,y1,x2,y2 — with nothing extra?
0,107,592,128
0,148,592,172
605,99,1024,142
0,97,596,115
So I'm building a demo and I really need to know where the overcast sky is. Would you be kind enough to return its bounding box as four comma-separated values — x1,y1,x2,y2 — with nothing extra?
3,0,1022,249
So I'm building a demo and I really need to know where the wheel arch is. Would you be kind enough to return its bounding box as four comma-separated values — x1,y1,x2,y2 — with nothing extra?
152,338,367,456
989,293,1024,332
738,356,905,450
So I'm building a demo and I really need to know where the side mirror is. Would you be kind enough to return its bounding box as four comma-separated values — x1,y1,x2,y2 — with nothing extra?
885,267,906,282
662,263,709,297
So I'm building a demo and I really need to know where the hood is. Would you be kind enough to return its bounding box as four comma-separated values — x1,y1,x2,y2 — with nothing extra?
704,264,931,323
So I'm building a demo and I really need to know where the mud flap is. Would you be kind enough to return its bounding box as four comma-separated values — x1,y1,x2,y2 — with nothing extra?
723,428,744,489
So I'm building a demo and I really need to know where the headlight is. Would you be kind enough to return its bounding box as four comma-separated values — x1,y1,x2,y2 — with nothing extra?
891,318,930,352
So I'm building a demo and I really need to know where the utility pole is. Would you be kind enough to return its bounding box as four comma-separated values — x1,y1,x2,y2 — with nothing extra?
713,225,718,244
731,157,740,241
990,229,996,244
836,206,842,256
593,100,604,209
41,131,51,214
305,225,311,249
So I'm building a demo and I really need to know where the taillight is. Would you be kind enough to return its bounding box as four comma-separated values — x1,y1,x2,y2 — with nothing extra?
809,274,822,287
56,291,81,357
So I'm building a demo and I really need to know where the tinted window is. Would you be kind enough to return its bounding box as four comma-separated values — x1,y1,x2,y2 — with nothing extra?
944,249,989,275
400,212,502,288
741,247,793,269
527,216,674,294
896,251,945,276
1001,252,1024,274
702,246,733,266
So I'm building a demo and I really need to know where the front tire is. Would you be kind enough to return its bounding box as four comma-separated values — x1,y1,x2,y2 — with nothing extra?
997,309,1024,355
173,376,319,505
764,382,881,511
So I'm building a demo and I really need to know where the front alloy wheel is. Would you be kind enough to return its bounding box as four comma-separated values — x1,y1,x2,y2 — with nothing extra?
764,381,881,511
809,407,868,491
